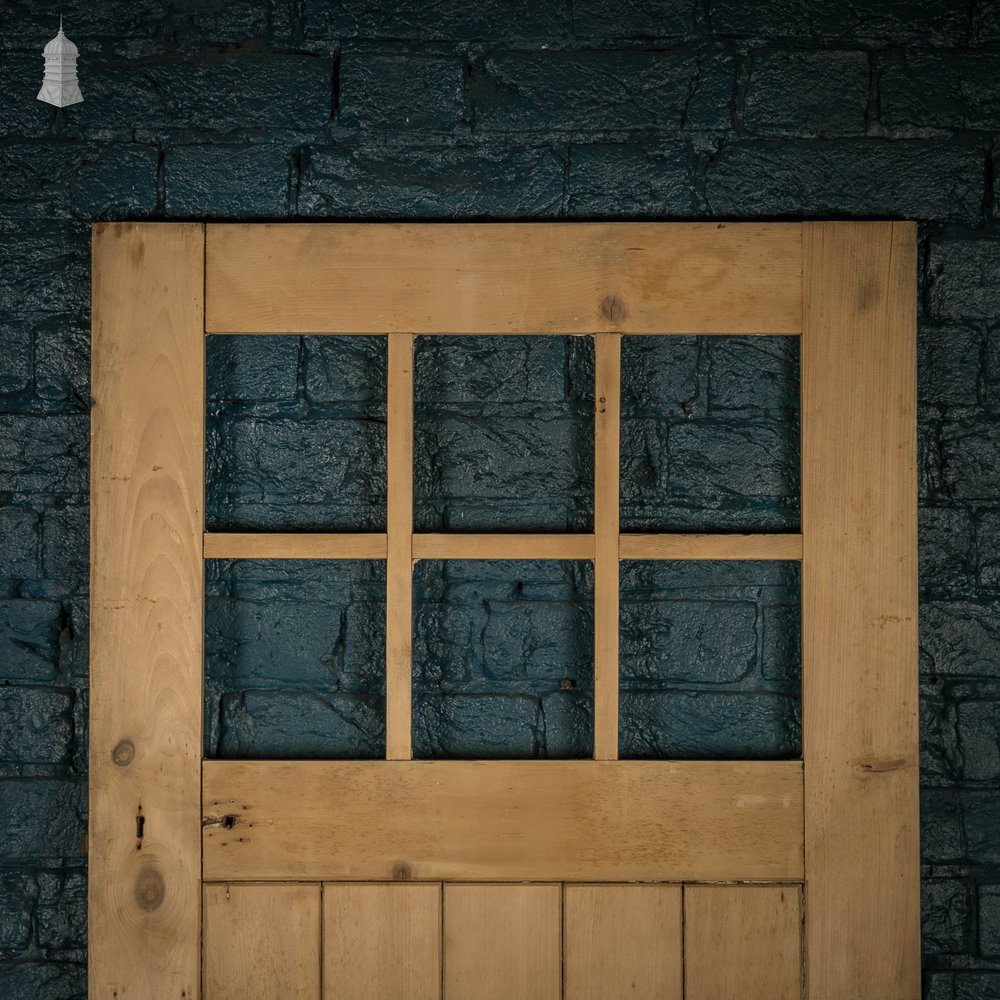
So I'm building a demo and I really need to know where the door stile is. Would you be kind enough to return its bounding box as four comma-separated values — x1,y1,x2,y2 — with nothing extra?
89,223,206,998
801,221,920,999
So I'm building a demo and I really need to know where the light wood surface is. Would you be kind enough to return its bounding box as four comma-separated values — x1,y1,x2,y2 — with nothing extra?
619,532,802,561
204,883,321,1000
202,760,804,882
801,222,920,999
386,334,414,760
89,223,204,999
205,223,803,334
204,532,387,560
323,883,441,1000
593,332,621,760
443,884,560,1000
564,884,682,999
684,884,802,999
412,533,594,560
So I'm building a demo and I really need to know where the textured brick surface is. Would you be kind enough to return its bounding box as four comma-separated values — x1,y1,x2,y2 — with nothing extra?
0,2,998,996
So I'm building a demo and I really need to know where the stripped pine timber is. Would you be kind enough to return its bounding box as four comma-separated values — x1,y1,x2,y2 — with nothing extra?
386,334,414,760
323,884,441,1000
204,532,387,560
412,533,594,560
205,223,803,334
90,223,204,998
563,884,682,999
801,222,920,999
593,333,621,760
204,883,321,1000
443,884,560,1000
619,533,803,561
684,884,803,1000
202,760,804,882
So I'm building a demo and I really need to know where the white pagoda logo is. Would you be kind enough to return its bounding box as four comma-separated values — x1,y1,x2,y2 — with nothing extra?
37,18,83,108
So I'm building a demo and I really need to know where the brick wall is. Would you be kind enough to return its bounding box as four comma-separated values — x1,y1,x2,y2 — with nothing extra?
0,1,998,996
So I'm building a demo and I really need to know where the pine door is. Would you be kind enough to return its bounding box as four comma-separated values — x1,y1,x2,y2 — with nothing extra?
89,221,920,999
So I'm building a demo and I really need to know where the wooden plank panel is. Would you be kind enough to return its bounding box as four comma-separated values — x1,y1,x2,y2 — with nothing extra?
206,223,802,334
324,883,440,1000
412,533,594,560
594,332,621,759
801,222,920,998
684,884,802,1000
205,532,387,560
90,223,204,998
386,334,414,760
204,883,321,1000
443,884,559,1000
619,533,802,561
564,884,682,999
202,760,804,882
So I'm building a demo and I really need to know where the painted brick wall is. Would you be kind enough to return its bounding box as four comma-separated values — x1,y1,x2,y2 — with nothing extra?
0,1,998,997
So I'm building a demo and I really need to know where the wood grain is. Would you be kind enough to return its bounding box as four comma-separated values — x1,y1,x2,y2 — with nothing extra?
89,223,204,998
204,532,387,560
684,884,802,1000
801,222,920,998
205,223,803,334
412,533,594,560
594,333,621,759
204,883,321,1000
323,883,441,1000
619,533,802,561
443,884,560,1000
386,334,414,760
202,760,804,882
564,884,682,999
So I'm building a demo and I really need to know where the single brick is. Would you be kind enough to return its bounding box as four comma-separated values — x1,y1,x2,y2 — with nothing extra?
0,317,31,397
621,336,707,420
40,506,87,591
0,416,88,499
956,700,1000,783
953,973,1000,998
920,789,965,865
0,228,89,315
920,507,975,592
0,600,62,682
304,336,386,405
339,55,465,131
977,510,1000,588
218,690,384,759
705,141,984,222
540,692,594,758
0,780,85,862
469,50,724,132
960,790,1000,865
413,693,542,758
880,51,1000,132
941,413,1000,500
919,326,983,406
928,240,1000,322
567,143,694,216
31,313,90,408
761,602,801,684
0,873,35,951
0,507,39,579
572,0,692,37
922,601,1000,677
207,335,300,402
35,871,86,951
922,878,972,957
297,142,565,217
0,688,73,767
165,144,290,217
0,961,86,1000
922,684,959,786
708,336,799,413
743,50,869,136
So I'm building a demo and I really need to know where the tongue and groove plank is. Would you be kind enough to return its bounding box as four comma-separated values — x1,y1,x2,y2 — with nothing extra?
201,760,804,882
801,223,920,999
89,223,205,999
204,223,803,335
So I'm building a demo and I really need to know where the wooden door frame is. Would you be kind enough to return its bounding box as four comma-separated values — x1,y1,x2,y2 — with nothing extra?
90,221,919,998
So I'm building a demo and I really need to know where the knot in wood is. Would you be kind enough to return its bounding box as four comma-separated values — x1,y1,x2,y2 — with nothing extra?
600,294,626,323
112,739,135,767
134,865,166,912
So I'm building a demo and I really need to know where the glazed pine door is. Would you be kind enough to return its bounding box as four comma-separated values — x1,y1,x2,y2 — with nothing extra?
90,222,919,999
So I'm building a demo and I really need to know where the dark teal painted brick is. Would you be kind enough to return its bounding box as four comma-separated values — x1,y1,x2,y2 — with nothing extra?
0,416,88,500
302,336,387,404
0,780,85,862
40,506,88,590
339,55,465,131
921,602,1000,677
977,511,1000,589
469,50,730,133
0,962,85,1000
704,141,985,221
922,789,965,866
922,878,972,959
880,51,1000,133
414,694,543,758
919,327,983,407
566,143,694,216
920,508,975,593
35,872,86,951
165,144,290,216
929,241,1000,321
941,413,1000,500
0,319,31,397
31,314,90,410
0,229,88,316
571,0,693,38
207,335,301,402
297,142,566,217
707,337,799,414
0,688,73,767
0,601,62,682
743,50,869,136
0,508,39,579
709,0,968,44
955,700,1000,783
989,332,1000,413
0,874,33,951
